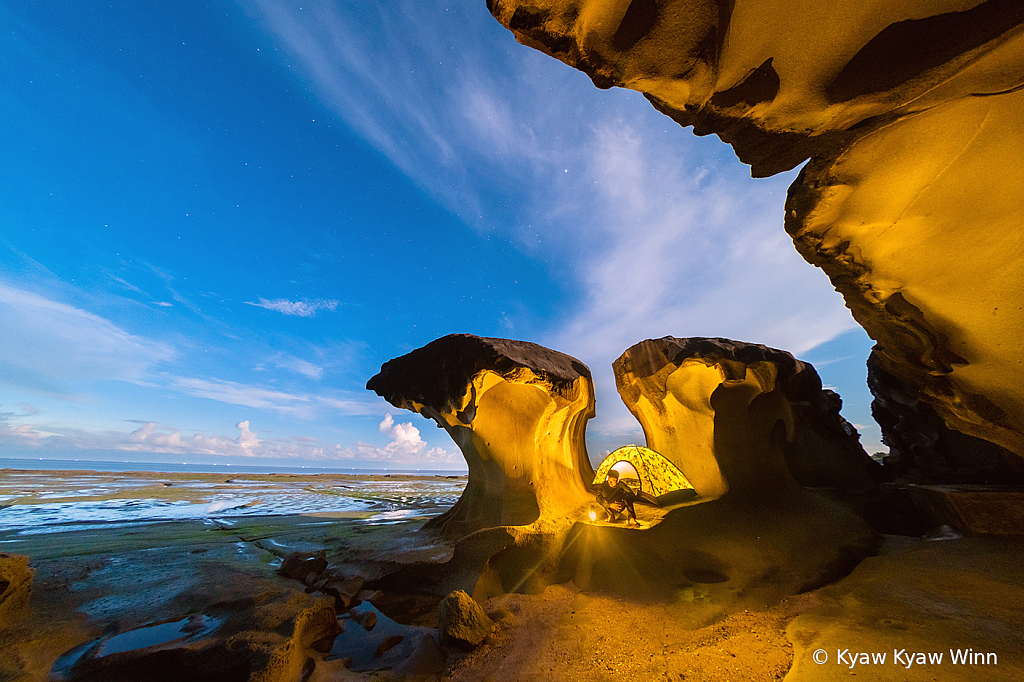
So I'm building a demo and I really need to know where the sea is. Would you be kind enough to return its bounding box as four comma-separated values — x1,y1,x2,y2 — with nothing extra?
0,457,467,476
0,458,467,535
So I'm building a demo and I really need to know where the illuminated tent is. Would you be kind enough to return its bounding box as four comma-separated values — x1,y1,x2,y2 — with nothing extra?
592,445,697,507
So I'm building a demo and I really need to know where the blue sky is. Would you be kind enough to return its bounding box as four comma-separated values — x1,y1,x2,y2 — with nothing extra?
0,0,879,469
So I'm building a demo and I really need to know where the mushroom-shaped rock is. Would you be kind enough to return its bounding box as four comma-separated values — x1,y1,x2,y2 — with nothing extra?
438,590,494,649
559,338,880,601
490,0,1024,461
367,334,596,538
613,337,878,500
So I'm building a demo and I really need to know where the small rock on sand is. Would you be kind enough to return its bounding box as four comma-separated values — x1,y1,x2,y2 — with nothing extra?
438,590,493,649
374,635,403,658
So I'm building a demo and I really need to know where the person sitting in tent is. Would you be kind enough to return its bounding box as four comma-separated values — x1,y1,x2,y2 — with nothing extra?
595,470,638,526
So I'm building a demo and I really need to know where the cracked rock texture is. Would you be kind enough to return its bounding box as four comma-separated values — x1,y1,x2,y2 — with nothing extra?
367,334,596,539
489,0,1024,463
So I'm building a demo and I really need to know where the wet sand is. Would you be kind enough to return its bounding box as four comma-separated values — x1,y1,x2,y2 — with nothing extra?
0,469,465,681
0,469,466,533
3,470,1023,681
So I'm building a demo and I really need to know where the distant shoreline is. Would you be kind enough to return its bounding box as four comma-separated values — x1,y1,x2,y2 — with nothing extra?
0,457,468,478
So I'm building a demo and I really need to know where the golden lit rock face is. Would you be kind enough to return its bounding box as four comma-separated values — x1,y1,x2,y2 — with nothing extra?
789,89,1024,457
491,0,1024,459
615,337,825,499
367,334,596,539
562,337,881,600
369,335,878,602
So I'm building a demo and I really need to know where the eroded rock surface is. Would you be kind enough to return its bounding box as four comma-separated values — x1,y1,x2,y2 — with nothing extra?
869,350,1024,485
613,337,880,499
368,335,877,605
367,334,596,539
490,0,1024,461
58,592,340,682
550,337,881,600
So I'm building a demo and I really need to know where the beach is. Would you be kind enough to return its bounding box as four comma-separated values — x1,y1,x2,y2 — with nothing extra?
0,466,466,681
3,466,1024,682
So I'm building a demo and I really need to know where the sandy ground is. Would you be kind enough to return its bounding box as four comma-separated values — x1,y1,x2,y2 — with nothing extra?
445,584,798,682
438,536,1024,682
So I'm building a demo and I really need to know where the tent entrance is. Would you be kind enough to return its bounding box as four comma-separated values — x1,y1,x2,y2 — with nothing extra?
592,445,697,507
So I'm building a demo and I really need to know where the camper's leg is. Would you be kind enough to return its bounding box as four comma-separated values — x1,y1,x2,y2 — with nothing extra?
599,499,622,521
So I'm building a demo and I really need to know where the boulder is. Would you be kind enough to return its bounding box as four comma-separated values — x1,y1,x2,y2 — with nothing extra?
437,590,494,649
352,609,377,631
374,635,404,658
322,576,364,611
489,0,1024,462
367,334,596,539
278,551,327,582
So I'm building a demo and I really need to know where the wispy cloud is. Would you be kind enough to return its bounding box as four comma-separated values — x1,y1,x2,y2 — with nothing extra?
168,375,377,418
144,262,205,316
170,376,310,412
243,0,860,441
272,353,324,380
246,297,339,317
0,280,174,398
17,403,40,417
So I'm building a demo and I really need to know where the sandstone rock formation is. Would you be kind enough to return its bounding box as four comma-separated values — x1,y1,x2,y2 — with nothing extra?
554,337,880,600
868,349,1024,484
489,0,1024,462
367,334,876,608
613,337,881,499
367,334,596,539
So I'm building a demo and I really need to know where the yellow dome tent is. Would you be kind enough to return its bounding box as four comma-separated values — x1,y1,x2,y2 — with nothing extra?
592,445,697,507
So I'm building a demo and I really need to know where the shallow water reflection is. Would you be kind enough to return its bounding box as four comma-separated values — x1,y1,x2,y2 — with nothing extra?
0,471,465,533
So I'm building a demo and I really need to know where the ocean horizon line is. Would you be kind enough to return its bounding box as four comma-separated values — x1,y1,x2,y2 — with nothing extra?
0,456,468,477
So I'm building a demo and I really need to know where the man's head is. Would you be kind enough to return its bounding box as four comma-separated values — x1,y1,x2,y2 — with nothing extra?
606,470,619,485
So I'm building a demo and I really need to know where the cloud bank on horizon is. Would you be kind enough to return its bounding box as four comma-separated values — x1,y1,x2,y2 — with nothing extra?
0,0,879,467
